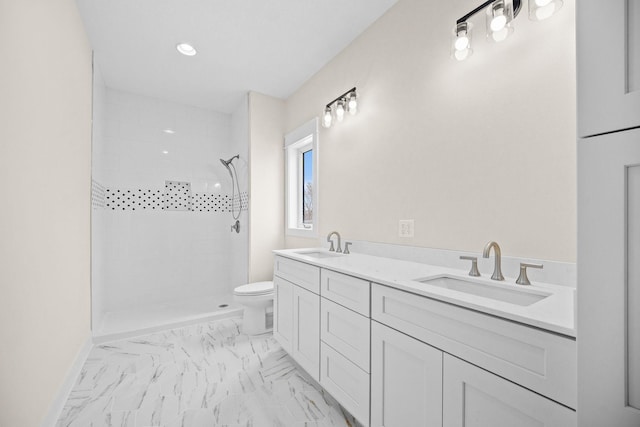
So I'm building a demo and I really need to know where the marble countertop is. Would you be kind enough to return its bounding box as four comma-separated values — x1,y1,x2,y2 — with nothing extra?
273,248,576,338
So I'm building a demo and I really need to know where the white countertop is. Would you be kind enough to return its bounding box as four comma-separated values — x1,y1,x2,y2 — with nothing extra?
273,248,576,338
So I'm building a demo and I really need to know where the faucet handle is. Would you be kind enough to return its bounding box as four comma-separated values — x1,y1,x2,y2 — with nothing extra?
460,256,481,277
516,262,543,286
328,240,335,252
344,242,352,255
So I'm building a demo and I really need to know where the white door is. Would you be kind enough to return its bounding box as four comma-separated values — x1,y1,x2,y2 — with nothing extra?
273,276,293,354
578,129,640,426
292,285,320,381
443,355,576,427
370,321,442,427
577,0,640,137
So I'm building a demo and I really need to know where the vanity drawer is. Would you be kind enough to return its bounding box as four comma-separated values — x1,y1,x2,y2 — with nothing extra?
320,269,370,316
320,342,370,427
273,256,320,294
371,284,577,409
321,297,370,372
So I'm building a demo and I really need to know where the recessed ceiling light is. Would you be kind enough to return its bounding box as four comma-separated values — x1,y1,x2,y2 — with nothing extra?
163,128,175,134
162,150,169,154
176,43,197,56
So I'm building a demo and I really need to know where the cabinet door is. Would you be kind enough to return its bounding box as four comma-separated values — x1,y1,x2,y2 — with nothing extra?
273,276,293,354
443,355,576,427
292,285,320,381
371,321,442,427
578,129,640,426
578,0,640,136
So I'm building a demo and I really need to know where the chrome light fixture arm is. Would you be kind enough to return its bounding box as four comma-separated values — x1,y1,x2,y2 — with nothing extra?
456,0,521,25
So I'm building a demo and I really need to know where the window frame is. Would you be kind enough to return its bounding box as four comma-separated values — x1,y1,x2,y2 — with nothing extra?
285,118,319,238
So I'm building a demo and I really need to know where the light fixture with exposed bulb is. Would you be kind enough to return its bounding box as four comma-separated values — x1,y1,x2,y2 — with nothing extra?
486,0,515,42
321,88,358,129
336,99,346,122
451,0,562,61
348,92,358,115
322,107,333,128
451,21,473,61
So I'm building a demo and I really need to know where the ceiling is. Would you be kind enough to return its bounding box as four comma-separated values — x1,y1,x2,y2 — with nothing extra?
76,0,398,113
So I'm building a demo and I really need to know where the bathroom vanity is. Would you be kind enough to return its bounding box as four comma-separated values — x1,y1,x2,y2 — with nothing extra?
272,249,576,427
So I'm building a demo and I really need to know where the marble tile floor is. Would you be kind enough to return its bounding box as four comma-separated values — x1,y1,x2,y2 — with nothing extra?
56,317,359,427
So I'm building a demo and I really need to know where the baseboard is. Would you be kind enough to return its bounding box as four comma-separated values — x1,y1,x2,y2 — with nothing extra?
40,335,93,427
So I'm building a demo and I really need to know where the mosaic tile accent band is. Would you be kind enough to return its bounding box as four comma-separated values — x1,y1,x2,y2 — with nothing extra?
164,180,192,211
91,180,106,209
102,187,248,213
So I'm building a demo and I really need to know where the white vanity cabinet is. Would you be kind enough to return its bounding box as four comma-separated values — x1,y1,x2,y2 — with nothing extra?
319,269,371,426
273,253,577,427
273,256,320,381
370,283,577,427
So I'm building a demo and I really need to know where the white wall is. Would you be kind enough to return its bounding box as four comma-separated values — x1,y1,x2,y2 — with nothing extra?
92,88,247,319
248,92,285,281
284,0,577,262
91,65,108,329
0,0,92,425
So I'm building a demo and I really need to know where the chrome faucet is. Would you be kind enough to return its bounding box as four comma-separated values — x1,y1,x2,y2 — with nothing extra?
327,231,342,253
482,241,504,281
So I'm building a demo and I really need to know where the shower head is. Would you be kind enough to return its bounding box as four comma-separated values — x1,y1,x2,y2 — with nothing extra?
219,155,240,175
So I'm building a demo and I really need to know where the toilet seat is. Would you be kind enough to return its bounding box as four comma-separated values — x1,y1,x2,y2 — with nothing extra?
234,281,274,297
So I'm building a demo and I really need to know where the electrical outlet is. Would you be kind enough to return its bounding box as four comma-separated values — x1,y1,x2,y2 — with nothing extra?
399,219,414,238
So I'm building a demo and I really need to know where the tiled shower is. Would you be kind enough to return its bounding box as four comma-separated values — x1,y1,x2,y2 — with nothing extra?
91,65,249,338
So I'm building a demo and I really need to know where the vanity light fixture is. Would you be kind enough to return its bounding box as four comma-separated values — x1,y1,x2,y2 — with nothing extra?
322,87,357,129
452,0,562,61
176,43,197,56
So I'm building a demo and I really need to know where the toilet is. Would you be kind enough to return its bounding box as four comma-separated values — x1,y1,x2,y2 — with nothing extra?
233,281,274,335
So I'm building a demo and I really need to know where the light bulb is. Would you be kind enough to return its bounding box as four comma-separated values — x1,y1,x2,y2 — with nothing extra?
452,22,472,61
348,93,357,115
336,100,345,122
455,35,470,51
490,12,507,32
535,0,552,6
486,1,513,42
322,107,332,128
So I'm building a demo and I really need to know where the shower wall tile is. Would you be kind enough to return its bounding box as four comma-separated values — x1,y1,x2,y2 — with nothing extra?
93,88,249,317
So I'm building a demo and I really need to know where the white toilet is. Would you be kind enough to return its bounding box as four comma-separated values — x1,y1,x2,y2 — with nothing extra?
233,281,274,335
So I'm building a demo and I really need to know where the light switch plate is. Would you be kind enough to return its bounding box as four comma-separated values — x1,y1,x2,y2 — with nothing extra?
399,219,414,238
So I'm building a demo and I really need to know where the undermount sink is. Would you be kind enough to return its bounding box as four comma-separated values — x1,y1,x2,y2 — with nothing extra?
415,276,550,306
295,250,345,259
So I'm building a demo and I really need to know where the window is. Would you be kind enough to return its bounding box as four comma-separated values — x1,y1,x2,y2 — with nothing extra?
285,118,319,237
